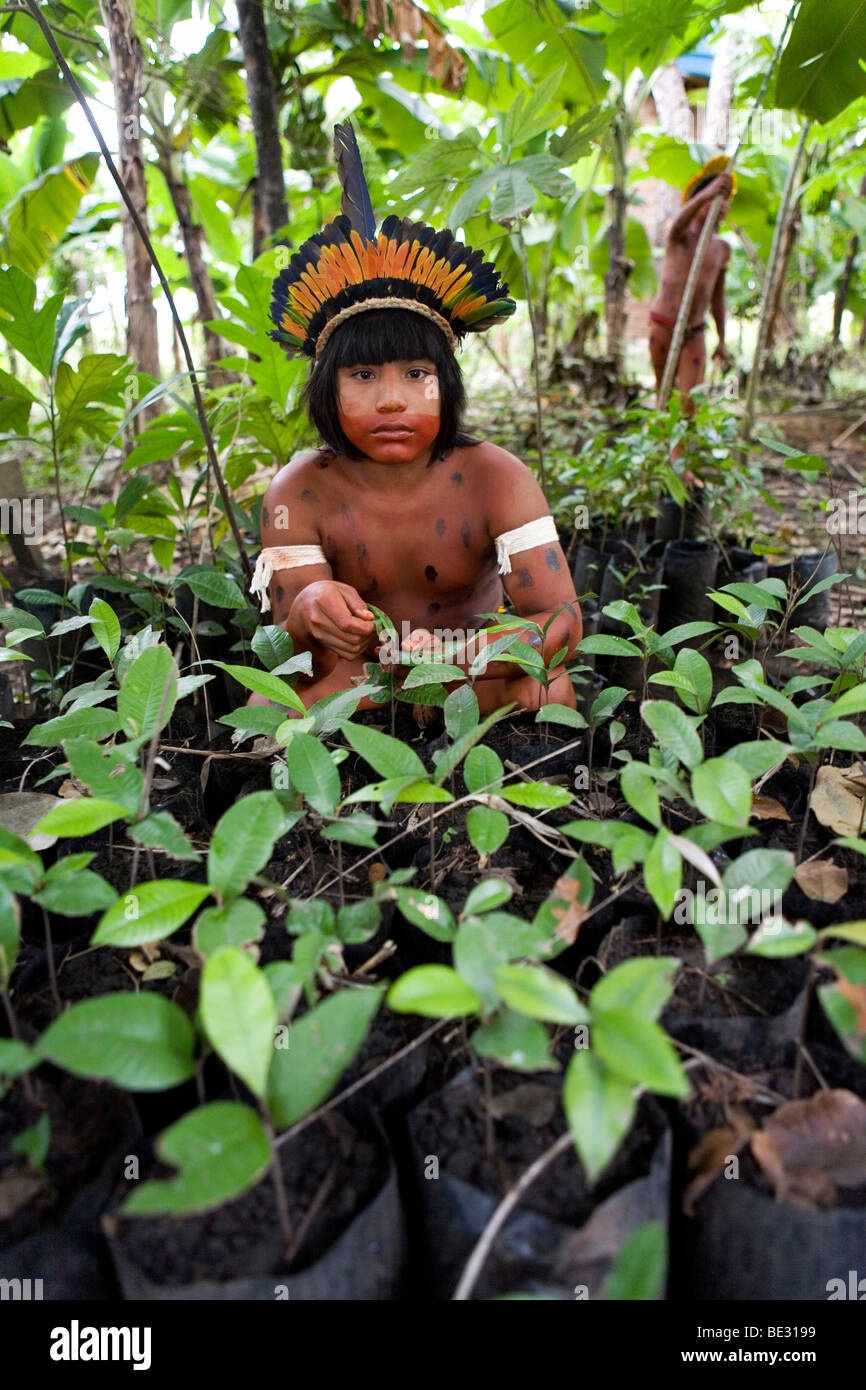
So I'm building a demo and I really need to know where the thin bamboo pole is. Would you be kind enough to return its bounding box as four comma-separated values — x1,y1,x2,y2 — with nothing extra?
742,121,812,442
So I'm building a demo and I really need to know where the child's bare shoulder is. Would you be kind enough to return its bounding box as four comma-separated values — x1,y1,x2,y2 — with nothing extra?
457,439,533,482
455,440,547,532
263,447,335,506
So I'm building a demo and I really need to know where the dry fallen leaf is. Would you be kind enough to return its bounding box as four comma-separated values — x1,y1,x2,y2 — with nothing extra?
810,765,866,838
549,871,589,946
836,976,866,1035
683,1119,752,1217
0,1172,44,1220
487,1083,557,1127
751,794,791,822
0,791,64,851
751,1088,866,1208
368,863,387,885
794,859,849,904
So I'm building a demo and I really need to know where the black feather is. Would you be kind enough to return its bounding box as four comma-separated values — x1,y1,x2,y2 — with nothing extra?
333,122,376,241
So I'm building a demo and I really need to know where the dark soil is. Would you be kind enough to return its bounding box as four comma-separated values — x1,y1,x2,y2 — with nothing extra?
0,1074,132,1245
114,1110,387,1285
408,1065,663,1227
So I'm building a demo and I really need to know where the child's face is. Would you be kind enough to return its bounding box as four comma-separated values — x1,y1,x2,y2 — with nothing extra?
336,358,441,462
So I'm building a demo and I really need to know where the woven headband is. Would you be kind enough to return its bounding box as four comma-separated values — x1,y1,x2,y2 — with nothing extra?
269,123,515,361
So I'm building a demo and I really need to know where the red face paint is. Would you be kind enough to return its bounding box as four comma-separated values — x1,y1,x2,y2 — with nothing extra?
336,361,441,463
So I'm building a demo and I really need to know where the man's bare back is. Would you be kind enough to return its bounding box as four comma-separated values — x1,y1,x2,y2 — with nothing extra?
649,171,733,411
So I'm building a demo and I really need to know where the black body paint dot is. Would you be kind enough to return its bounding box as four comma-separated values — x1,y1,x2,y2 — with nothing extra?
516,568,534,588
545,548,561,572
261,504,270,529
460,520,471,549
369,577,379,592
425,565,438,582
428,603,440,616
275,585,284,601
300,489,315,501
356,542,370,569
435,517,446,536
340,503,351,523
451,472,463,485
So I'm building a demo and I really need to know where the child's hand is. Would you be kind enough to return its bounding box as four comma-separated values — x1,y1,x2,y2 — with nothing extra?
293,580,376,660
712,171,732,200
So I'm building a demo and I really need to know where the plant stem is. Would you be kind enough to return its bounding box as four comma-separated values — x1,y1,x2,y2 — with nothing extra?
41,909,62,1016
262,1113,293,1256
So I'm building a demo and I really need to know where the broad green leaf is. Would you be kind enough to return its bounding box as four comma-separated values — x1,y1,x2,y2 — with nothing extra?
535,703,587,729
64,739,143,814
386,965,479,1018
620,761,661,827
819,921,866,947
466,804,510,855
464,878,513,916
691,757,751,828
640,701,703,769
0,885,20,985
591,957,679,1022
178,565,247,610
251,624,295,671
88,598,121,662
200,947,276,1098
776,0,866,122
287,731,341,816
643,829,682,921
23,707,121,746
267,986,384,1127
129,811,200,861
389,886,457,941
31,797,129,837
118,644,177,740
33,870,117,917
195,900,266,958
208,790,285,901
602,1222,668,1301
493,963,588,1024
93,880,211,947
746,917,817,958
498,781,573,809
211,661,305,713
123,1103,271,1215
444,684,479,740
340,720,426,780
472,1009,556,1071
563,1049,636,1184
592,1008,689,1097
321,811,380,849
37,993,195,1089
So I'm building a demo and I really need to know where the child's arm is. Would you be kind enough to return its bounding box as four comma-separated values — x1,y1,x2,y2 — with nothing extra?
258,460,375,679
457,447,582,679
667,172,732,244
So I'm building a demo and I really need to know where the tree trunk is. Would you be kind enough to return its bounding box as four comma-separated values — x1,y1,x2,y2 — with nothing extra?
832,175,866,344
604,110,630,372
99,0,160,424
236,0,288,243
650,64,692,246
766,203,801,348
252,179,266,261
704,31,736,149
157,146,231,383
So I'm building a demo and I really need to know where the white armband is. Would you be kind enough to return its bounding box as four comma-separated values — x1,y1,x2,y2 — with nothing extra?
249,545,328,613
494,515,559,575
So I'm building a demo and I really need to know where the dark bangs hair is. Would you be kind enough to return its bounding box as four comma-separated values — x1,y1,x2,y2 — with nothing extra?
690,173,717,197
302,307,478,462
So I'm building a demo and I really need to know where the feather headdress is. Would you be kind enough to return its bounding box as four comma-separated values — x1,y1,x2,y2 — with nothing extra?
270,122,516,360
683,154,737,203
